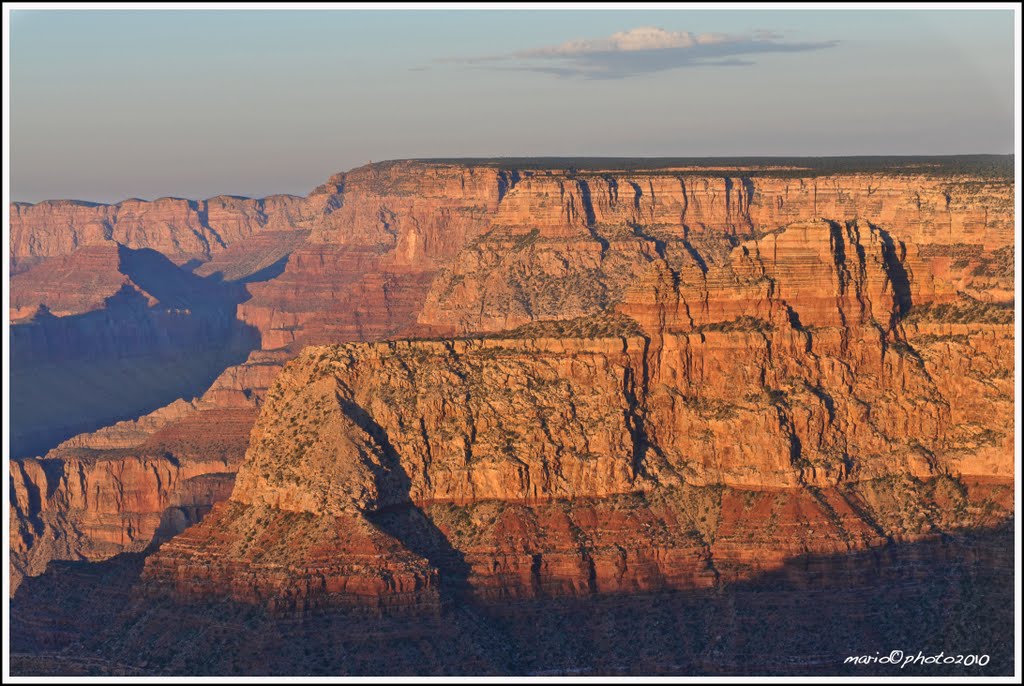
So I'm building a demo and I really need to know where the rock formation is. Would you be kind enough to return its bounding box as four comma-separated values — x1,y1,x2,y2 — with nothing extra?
141,298,1013,612
8,243,261,459
10,194,310,270
8,157,1015,642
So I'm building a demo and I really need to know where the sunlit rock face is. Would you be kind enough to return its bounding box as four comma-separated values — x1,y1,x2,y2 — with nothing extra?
9,158,1014,616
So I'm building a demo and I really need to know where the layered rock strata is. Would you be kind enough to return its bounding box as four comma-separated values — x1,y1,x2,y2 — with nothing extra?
140,324,1013,612
10,158,1015,604
141,213,1015,612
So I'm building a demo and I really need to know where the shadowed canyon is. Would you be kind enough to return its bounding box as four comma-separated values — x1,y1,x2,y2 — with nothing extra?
7,156,1017,676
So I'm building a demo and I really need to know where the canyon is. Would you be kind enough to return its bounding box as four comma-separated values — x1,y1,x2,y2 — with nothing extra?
7,156,1017,675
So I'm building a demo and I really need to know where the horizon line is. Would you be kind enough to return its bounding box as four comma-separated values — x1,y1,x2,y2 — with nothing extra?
11,152,1015,206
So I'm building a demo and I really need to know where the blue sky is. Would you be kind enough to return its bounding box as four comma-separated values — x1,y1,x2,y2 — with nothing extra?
8,8,1016,203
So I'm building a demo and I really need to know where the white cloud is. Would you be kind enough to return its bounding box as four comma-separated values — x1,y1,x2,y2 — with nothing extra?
521,27,746,56
453,26,839,79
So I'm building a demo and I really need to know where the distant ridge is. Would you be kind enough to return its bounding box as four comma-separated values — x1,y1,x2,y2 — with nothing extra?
406,154,1014,178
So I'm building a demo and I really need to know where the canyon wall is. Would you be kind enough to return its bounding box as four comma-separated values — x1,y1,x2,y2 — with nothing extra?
9,158,1015,604
141,318,1013,613
10,194,311,271
8,243,261,458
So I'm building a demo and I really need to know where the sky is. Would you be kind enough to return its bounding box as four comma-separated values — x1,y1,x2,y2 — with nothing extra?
7,7,1017,203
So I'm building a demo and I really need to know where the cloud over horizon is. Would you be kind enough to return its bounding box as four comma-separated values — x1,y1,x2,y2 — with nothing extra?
453,26,839,78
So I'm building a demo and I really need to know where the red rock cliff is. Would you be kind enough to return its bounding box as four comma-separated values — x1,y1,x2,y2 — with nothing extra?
10,159,1015,602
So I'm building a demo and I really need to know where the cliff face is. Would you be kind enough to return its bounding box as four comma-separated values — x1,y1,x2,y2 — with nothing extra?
11,453,236,587
224,164,1013,350
8,379,264,592
8,243,261,459
234,163,502,351
621,219,1015,491
415,170,1013,334
13,163,1011,349
10,194,311,269
9,159,1015,608
10,244,129,320
141,319,1013,612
